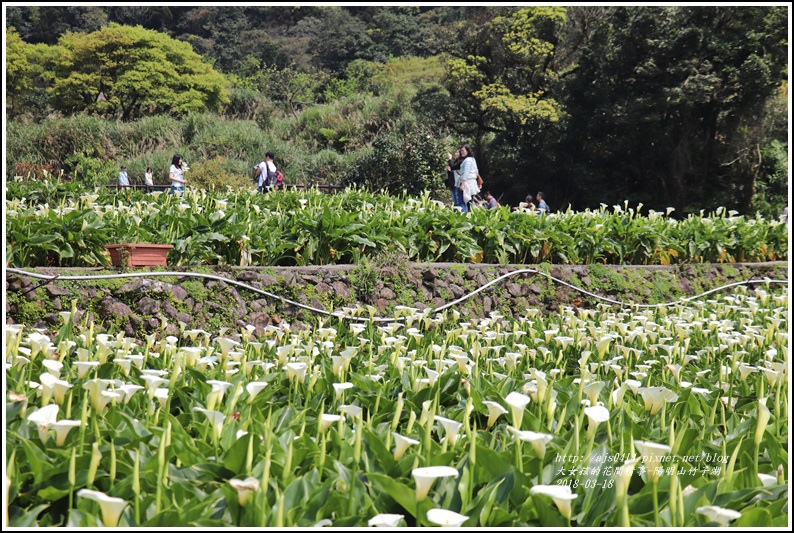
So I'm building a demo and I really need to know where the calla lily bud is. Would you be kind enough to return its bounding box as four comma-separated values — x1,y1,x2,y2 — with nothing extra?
755,398,771,446
87,442,102,487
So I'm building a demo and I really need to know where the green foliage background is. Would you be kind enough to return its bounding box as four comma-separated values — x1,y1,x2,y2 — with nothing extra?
5,5,789,217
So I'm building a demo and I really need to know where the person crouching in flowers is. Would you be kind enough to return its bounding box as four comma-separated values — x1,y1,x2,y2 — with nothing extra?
169,154,188,195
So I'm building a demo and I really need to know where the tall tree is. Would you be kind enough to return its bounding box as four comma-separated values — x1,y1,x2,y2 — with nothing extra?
49,24,229,120
107,6,174,33
6,28,61,121
560,6,788,212
5,6,107,44
309,7,378,73
437,6,567,200
5,27,30,117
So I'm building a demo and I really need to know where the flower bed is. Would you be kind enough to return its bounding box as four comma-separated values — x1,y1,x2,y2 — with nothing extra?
5,286,788,526
5,184,788,268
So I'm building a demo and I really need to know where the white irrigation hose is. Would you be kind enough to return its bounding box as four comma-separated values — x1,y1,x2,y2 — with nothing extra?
5,267,789,324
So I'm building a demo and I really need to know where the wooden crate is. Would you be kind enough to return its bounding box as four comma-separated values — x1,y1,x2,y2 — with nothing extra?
104,244,174,267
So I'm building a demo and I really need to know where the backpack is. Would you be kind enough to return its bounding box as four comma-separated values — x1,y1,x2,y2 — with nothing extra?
263,163,277,186
251,165,259,184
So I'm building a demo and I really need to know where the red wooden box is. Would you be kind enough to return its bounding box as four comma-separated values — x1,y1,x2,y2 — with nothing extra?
104,244,174,267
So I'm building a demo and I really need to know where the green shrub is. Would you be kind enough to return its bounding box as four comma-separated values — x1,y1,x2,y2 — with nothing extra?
188,156,252,191
65,152,118,187
345,129,447,197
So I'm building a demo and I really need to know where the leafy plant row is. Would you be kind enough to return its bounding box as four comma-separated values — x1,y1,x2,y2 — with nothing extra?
5,286,789,526
5,181,788,268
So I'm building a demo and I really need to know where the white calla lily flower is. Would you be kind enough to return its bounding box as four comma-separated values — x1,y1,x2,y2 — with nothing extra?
638,386,678,415
246,382,269,403
229,477,260,506
320,414,342,432
333,382,354,401
27,404,60,443
339,404,363,419
434,415,463,446
368,513,404,527
412,466,458,501
194,407,226,440
584,405,610,426
696,505,742,526
634,440,671,482
52,420,82,446
530,484,578,520
755,398,771,446
426,508,469,527
504,391,531,428
507,427,553,457
392,432,420,461
483,401,508,428
77,489,129,527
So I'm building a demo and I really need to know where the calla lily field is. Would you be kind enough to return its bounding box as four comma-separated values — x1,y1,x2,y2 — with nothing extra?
5,285,788,526
5,182,788,268
4,181,790,527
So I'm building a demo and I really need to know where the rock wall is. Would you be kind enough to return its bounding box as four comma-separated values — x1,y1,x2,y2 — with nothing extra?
5,262,788,338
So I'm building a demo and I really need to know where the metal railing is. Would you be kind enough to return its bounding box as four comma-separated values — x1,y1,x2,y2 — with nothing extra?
106,184,346,193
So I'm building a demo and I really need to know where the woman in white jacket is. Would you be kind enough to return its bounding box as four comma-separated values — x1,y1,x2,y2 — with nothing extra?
459,144,480,211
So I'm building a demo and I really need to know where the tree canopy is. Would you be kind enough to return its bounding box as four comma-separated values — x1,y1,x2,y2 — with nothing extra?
48,23,228,120
4,6,788,216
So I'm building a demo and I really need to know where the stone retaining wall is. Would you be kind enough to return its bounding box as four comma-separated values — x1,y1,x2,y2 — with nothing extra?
5,262,788,338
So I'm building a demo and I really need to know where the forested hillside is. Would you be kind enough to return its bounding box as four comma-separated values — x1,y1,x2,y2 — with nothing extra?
5,5,788,216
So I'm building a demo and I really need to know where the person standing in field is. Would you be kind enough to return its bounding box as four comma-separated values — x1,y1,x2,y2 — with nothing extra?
255,156,267,193
118,165,130,189
169,154,187,195
263,152,278,193
446,149,466,211
144,167,154,193
459,144,481,212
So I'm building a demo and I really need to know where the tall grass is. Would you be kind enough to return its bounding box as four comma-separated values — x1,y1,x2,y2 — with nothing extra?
6,90,424,188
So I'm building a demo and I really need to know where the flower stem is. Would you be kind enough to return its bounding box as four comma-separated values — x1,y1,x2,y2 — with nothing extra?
652,479,660,527
774,380,782,438
133,450,141,526
260,445,272,527
620,495,630,527
669,463,678,527
515,440,522,473
584,427,595,464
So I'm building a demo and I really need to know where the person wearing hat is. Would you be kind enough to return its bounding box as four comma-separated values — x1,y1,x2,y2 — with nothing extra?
118,165,130,189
